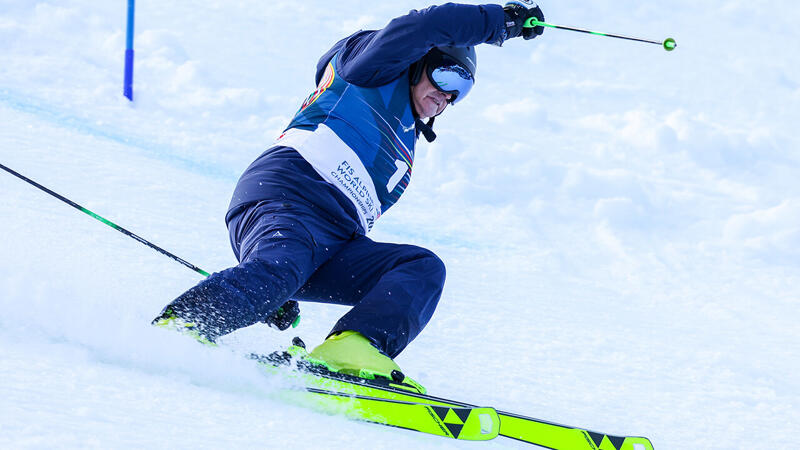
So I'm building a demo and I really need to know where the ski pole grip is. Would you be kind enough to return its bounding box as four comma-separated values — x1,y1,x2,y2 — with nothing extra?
523,17,543,28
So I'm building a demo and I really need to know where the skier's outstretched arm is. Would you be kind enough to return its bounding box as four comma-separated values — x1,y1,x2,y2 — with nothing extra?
313,2,546,87
337,3,506,86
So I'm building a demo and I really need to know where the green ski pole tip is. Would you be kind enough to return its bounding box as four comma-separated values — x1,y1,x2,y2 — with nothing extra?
663,38,677,51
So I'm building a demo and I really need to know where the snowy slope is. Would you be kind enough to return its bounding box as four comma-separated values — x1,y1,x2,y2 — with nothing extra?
1,1,799,449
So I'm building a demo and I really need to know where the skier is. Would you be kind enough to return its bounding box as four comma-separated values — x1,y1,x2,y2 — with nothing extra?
154,1,545,390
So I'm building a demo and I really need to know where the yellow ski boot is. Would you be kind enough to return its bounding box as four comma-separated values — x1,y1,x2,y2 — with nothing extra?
307,331,426,394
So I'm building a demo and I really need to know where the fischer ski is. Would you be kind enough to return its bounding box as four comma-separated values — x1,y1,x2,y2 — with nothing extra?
251,342,655,450
276,386,500,441
152,317,653,449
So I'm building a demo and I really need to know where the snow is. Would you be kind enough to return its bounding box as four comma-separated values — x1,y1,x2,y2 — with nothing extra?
1,1,798,448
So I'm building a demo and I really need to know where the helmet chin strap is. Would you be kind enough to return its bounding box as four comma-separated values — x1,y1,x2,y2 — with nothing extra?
409,94,437,143
415,117,436,143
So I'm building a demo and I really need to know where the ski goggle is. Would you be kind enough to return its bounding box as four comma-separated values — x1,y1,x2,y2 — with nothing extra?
426,58,474,105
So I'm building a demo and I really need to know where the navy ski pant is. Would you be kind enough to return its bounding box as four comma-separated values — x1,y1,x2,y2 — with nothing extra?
165,198,445,358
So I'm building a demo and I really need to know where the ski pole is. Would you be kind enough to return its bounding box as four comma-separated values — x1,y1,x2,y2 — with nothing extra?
0,162,210,277
524,18,676,52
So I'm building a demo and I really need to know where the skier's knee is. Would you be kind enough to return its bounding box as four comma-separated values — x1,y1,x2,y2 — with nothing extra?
410,246,446,288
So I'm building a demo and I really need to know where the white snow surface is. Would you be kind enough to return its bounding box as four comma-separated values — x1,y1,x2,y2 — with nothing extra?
1,1,798,448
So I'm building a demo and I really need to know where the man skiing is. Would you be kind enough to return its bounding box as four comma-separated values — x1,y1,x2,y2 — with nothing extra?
154,1,545,391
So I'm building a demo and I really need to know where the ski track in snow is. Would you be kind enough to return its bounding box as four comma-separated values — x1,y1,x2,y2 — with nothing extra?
1,1,799,449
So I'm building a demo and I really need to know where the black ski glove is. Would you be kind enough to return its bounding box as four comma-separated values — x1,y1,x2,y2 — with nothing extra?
262,300,300,330
503,1,545,40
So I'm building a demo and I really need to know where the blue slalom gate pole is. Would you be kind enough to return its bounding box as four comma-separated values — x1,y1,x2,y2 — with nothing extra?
123,0,135,101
